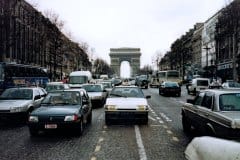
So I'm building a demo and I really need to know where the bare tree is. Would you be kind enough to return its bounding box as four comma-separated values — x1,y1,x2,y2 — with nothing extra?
43,9,65,31
152,50,164,70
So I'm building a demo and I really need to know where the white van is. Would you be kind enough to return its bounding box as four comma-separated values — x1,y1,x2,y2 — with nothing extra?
68,71,92,88
187,78,210,95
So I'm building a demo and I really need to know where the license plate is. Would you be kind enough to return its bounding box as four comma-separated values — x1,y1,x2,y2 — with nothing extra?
45,124,57,129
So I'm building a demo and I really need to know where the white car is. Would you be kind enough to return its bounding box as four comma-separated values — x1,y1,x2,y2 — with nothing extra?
185,136,240,160
0,87,45,122
104,86,150,125
187,78,210,95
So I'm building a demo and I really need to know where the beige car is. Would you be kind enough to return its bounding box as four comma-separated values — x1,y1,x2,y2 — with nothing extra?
182,89,240,138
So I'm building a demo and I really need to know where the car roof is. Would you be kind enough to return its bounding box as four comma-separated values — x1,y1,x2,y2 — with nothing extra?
47,82,64,84
201,89,240,95
114,85,138,88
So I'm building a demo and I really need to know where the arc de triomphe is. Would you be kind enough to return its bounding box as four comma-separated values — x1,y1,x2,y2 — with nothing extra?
109,47,141,77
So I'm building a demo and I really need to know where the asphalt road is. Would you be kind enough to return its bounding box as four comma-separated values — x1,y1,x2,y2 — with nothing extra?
0,85,195,160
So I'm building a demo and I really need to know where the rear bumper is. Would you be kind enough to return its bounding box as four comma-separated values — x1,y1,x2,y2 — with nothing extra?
28,121,81,131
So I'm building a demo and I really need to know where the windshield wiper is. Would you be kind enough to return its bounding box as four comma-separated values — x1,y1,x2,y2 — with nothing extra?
110,93,124,97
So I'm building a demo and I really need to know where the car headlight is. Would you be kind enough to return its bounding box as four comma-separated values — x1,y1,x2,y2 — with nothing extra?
92,96,102,100
29,116,39,122
64,115,78,121
10,107,24,113
105,105,116,111
137,105,148,111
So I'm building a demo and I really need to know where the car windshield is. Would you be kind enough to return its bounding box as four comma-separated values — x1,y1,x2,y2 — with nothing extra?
102,83,111,88
219,93,240,111
69,76,87,84
197,80,209,86
110,87,144,98
45,85,65,92
41,91,81,106
0,88,33,100
82,85,102,92
228,82,240,88
165,82,179,87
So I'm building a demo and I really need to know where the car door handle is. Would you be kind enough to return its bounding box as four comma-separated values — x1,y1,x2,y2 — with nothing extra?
205,113,209,116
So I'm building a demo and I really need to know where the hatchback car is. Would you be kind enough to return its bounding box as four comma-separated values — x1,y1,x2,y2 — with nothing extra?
105,86,151,125
81,84,107,108
187,78,210,95
159,81,181,97
0,87,44,122
222,80,240,89
182,89,240,138
45,82,70,92
28,89,92,136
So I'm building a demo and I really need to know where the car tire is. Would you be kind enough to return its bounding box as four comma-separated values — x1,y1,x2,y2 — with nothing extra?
142,118,148,125
76,119,84,136
182,115,191,133
87,111,92,125
105,114,111,125
177,93,181,97
29,128,38,137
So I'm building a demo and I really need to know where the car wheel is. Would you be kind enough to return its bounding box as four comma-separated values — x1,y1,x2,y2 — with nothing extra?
87,111,92,125
29,128,38,136
205,125,216,137
182,116,191,133
105,114,111,125
177,92,181,97
142,118,148,125
76,119,84,136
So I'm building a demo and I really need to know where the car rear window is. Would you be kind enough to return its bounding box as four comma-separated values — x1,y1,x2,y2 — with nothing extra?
197,80,208,86
219,93,240,111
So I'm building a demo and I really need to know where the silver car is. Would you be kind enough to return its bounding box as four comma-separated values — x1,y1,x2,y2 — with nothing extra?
182,89,240,138
81,84,107,108
0,87,45,122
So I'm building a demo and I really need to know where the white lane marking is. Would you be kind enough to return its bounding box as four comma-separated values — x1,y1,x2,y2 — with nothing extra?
172,136,179,142
160,112,172,122
150,125,162,127
159,120,164,124
91,157,97,160
148,116,156,121
98,137,104,143
135,125,147,160
163,125,168,129
95,145,101,152
167,130,173,134
156,117,160,120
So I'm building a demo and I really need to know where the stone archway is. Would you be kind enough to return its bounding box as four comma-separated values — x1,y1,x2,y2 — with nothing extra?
109,47,141,77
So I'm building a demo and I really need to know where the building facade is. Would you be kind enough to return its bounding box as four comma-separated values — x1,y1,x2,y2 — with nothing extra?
215,0,240,81
0,0,90,80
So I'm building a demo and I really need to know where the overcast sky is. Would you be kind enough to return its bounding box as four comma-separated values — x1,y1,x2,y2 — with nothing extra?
27,0,229,68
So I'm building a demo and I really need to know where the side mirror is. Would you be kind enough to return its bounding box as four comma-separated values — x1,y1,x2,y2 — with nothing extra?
186,99,194,104
145,95,151,99
34,95,41,100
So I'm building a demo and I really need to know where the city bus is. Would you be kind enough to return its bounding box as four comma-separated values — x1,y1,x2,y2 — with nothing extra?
0,62,49,93
157,70,182,85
